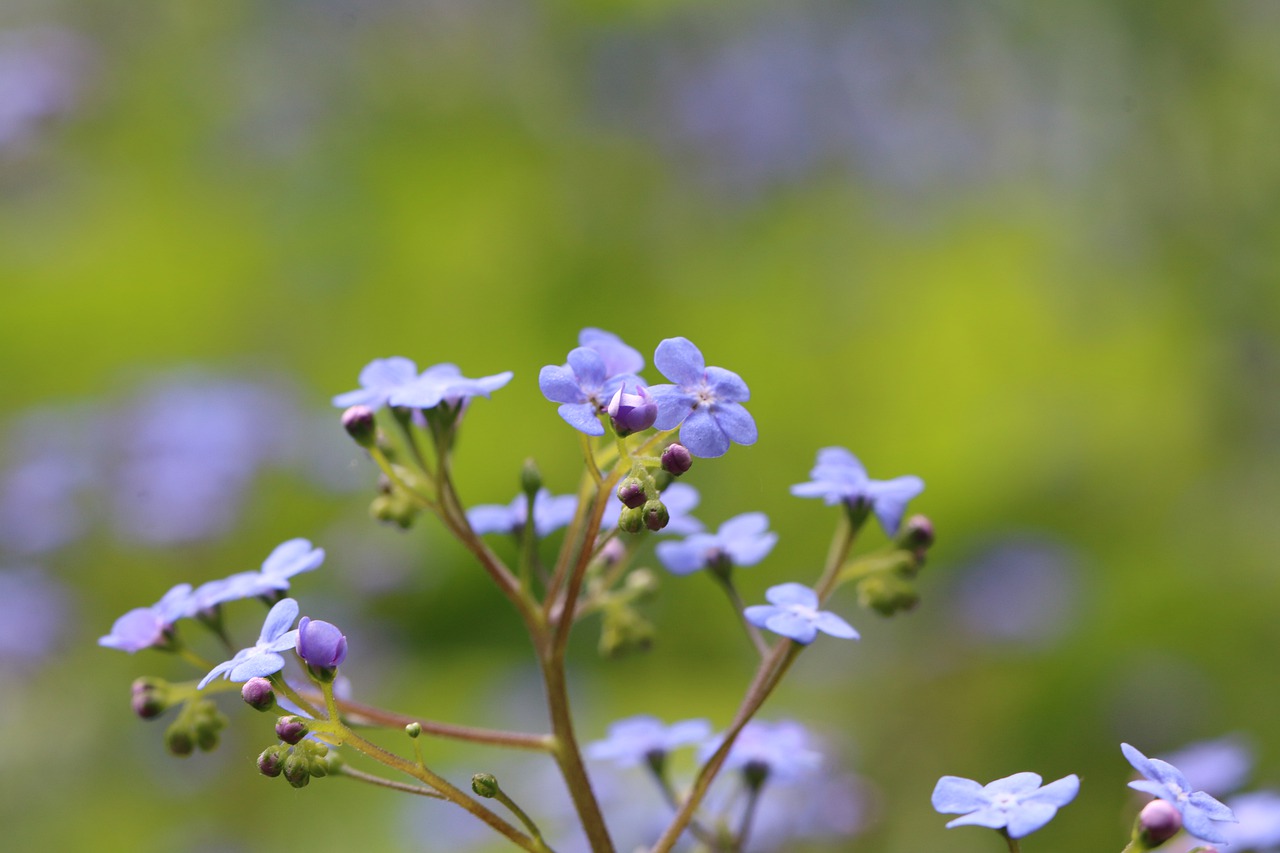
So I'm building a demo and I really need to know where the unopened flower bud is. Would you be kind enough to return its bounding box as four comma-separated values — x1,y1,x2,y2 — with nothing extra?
405,722,422,738
660,443,693,477
742,760,771,790
276,715,308,745
257,745,286,777
897,514,935,553
296,617,348,679
241,677,276,712
521,458,543,498
618,507,644,534
1137,798,1183,846
370,493,419,529
471,773,499,798
642,499,669,532
607,386,657,436
857,574,920,616
283,752,310,788
130,677,169,720
617,478,647,509
165,723,195,757
341,405,377,448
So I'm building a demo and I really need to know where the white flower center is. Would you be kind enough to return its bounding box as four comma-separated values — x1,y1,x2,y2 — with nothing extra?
993,793,1020,810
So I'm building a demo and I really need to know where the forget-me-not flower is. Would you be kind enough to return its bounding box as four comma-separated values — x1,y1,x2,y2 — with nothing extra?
99,583,197,653
539,347,644,437
791,447,924,535
332,357,421,409
579,327,645,378
389,363,513,410
193,538,325,610
586,715,712,768
467,489,579,538
744,583,858,645
198,598,301,688
701,720,822,783
648,337,756,458
1122,742,1237,844
933,771,1080,839
654,512,775,575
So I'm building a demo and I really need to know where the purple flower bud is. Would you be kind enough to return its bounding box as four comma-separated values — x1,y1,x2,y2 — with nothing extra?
341,405,377,448
283,752,310,787
296,617,348,671
608,385,657,436
898,514,935,552
130,677,169,720
258,745,285,777
276,715,308,745
617,479,647,509
660,443,693,477
1138,799,1183,845
241,677,276,712
642,499,669,532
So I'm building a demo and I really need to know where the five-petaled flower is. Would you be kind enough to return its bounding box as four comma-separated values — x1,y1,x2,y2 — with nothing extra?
99,583,196,653
744,583,858,645
333,357,512,411
648,337,756,458
790,447,924,535
539,344,644,436
1122,742,1237,844
701,720,823,783
194,538,326,610
654,512,776,575
198,598,301,689
467,489,579,538
932,771,1080,839
586,715,711,768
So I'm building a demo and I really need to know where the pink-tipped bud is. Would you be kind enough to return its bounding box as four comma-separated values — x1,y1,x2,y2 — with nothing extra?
275,715,308,745
660,443,693,477
1137,799,1183,845
341,405,377,448
241,677,276,712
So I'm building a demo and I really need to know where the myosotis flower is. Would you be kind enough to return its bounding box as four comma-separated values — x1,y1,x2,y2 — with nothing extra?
99,583,196,653
586,715,711,768
648,337,756,458
1122,742,1237,844
932,771,1080,839
654,512,775,575
744,583,858,645
198,598,301,688
791,447,924,535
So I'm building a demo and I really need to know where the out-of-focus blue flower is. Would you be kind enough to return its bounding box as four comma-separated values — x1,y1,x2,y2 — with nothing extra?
1162,735,1255,799
0,28,87,151
654,512,775,575
578,328,645,378
951,537,1079,647
744,583,858,645
0,566,69,668
539,346,643,437
648,337,755,458
389,363,513,410
99,583,196,653
601,482,703,536
332,357,420,409
932,772,1080,839
295,617,347,669
701,719,822,783
198,598,301,688
1123,742,1237,844
467,489,578,538
791,447,924,535
585,715,711,768
193,538,325,609
1224,790,1280,850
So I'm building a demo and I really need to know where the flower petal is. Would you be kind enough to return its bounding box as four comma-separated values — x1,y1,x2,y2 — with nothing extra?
743,605,780,629
259,598,300,644
711,402,757,447
1025,775,1081,808
763,610,818,644
228,651,287,682
1005,801,1059,838
655,540,708,575
539,364,587,404
704,366,750,402
678,408,730,458
558,402,605,436
866,475,925,535
932,776,986,814
566,347,607,390
765,583,818,609
814,611,859,640
649,385,693,431
985,772,1045,796
654,337,706,387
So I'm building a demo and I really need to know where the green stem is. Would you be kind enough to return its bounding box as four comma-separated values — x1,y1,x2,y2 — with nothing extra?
490,784,554,853
710,571,769,659
269,675,324,719
336,763,445,798
1002,830,1022,853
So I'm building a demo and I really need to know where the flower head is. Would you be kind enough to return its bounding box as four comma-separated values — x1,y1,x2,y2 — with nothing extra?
388,363,513,410
932,772,1080,839
296,617,348,670
791,447,924,535
332,357,420,409
648,337,756,458
654,512,775,575
198,598,300,688
586,715,711,768
192,538,325,610
539,345,643,436
1122,742,1237,844
579,328,645,378
99,583,196,653
701,720,822,783
744,583,858,645
467,489,578,538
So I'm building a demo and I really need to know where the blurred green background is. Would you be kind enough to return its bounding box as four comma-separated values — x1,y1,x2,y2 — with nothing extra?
3,0,1280,851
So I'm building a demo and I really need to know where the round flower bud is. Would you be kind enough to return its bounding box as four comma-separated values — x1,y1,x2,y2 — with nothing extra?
405,722,422,739
618,507,644,534
241,677,277,712
296,617,348,678
164,723,195,757
1137,798,1183,846
283,752,310,788
521,458,543,498
130,677,169,720
471,773,499,798
341,405,378,448
617,479,647,509
897,514,935,553
642,499,669,532
275,715,309,745
257,745,286,777
607,386,657,436
660,443,693,477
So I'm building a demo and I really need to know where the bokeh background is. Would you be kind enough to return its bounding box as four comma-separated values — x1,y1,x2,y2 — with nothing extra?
3,0,1280,851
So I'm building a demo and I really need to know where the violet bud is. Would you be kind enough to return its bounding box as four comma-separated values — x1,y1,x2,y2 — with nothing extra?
1137,799,1183,846
607,386,657,436
341,405,377,448
241,677,277,712
617,478,647,509
642,499,669,532
257,745,286,777
130,677,169,720
276,715,308,745
897,514,935,553
660,443,693,477
296,616,348,678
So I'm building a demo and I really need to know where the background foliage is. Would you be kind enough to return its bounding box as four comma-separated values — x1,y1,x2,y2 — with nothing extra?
3,1,1279,851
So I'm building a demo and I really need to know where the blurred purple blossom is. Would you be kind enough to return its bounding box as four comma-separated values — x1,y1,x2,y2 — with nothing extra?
0,28,88,151
701,719,823,783
467,489,578,538
585,715,711,768
1162,735,1254,798
654,512,775,575
0,565,70,668
99,583,196,653
950,538,1081,647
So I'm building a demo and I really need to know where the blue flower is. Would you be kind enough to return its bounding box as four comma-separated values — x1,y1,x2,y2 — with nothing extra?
744,583,858,645
388,363,513,410
296,617,348,670
586,715,712,768
790,447,924,535
539,346,644,437
192,538,325,609
654,512,775,575
648,337,756,458
467,489,579,538
99,583,196,653
332,357,420,409
701,720,822,783
932,772,1080,839
198,598,301,688
578,328,645,378
1122,742,1237,844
